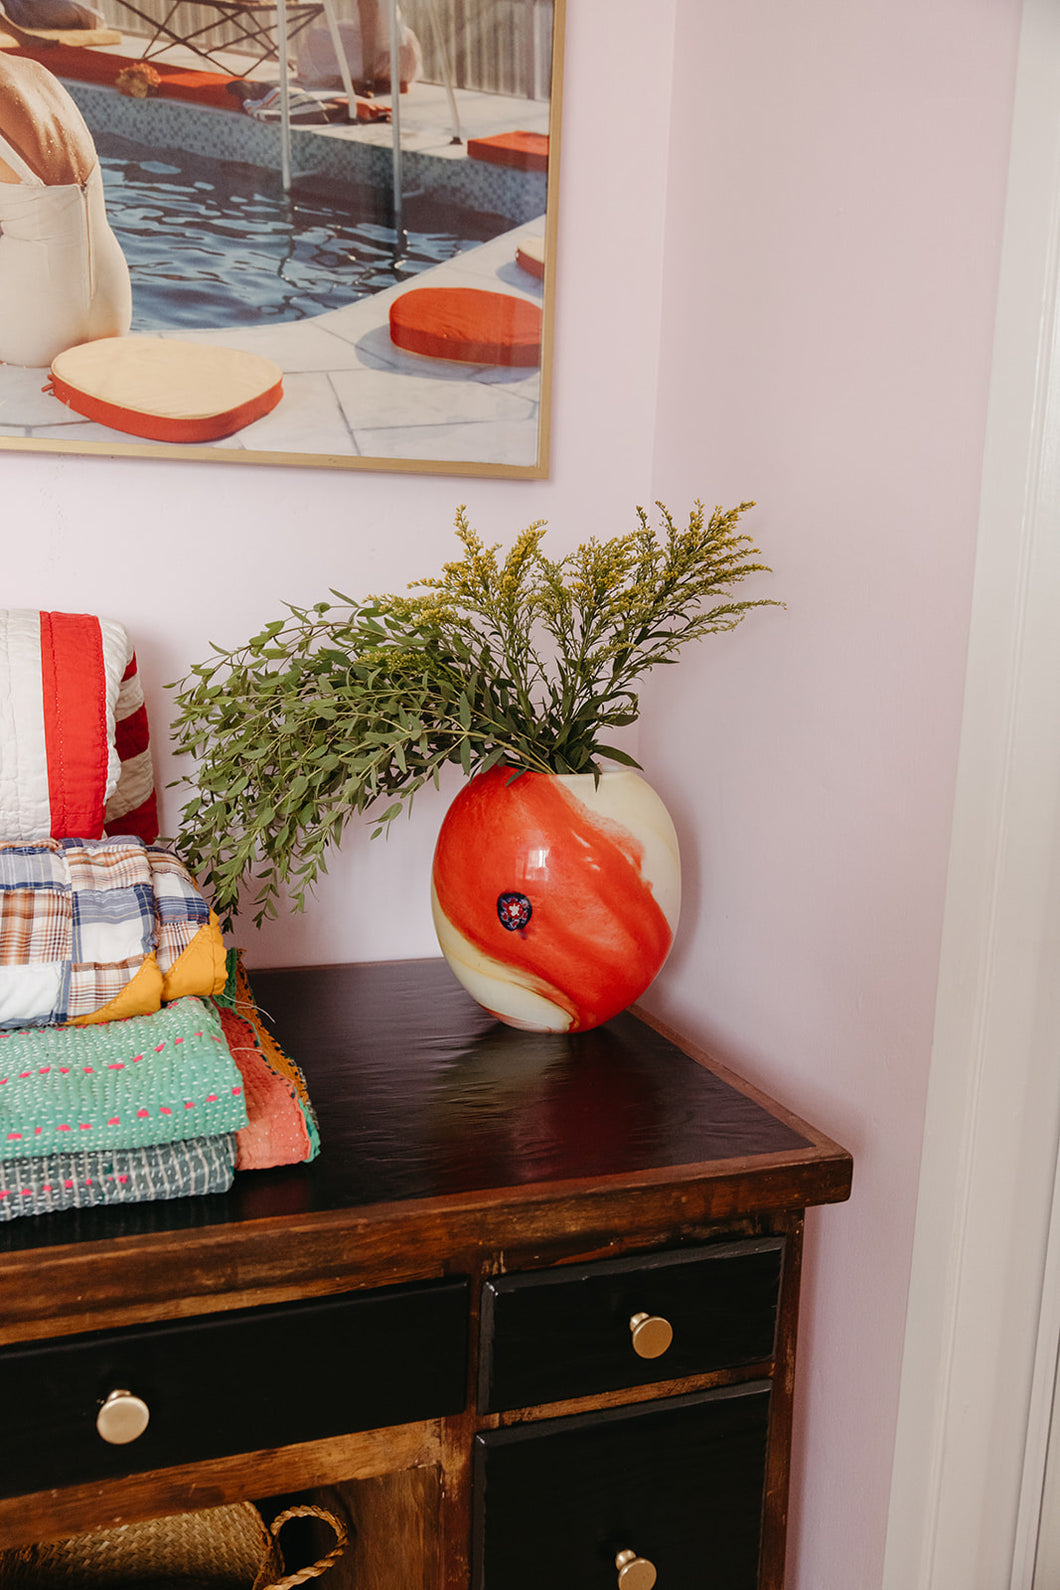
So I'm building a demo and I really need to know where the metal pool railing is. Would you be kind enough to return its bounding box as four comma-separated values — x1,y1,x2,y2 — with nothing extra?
403,0,553,99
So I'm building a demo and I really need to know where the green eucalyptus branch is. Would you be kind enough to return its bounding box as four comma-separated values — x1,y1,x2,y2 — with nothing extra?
168,500,781,929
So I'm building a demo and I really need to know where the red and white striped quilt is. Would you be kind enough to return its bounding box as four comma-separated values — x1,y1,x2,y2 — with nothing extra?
0,610,158,844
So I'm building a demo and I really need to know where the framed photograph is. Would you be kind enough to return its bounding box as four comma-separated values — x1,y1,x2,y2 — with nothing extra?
0,0,563,475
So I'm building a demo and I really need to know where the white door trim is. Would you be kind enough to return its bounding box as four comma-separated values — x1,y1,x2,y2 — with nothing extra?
882,1,1060,1585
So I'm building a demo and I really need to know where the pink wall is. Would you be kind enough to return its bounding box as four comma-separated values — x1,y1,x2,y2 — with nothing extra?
642,1,1022,1585
0,1,1027,1581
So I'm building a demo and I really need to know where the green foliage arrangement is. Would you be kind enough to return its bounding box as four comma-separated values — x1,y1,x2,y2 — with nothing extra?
169,500,778,928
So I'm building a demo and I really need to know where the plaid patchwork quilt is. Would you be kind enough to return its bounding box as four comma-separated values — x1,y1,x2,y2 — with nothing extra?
0,837,220,1028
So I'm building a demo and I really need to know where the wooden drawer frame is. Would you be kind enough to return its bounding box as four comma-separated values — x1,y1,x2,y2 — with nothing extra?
0,1278,469,1497
473,1383,774,1590
479,1237,785,1413
0,962,852,1590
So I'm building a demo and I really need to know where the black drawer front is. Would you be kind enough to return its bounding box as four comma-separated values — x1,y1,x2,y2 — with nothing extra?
474,1383,771,1590
0,1277,468,1497
480,1239,783,1412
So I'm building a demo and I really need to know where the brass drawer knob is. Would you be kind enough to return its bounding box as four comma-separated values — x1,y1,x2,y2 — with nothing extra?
96,1389,150,1445
616,1549,657,1590
629,1311,673,1359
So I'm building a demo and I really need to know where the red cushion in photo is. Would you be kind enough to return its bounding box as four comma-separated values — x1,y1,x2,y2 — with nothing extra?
466,131,549,172
515,236,546,280
10,44,241,111
49,336,283,443
389,288,542,367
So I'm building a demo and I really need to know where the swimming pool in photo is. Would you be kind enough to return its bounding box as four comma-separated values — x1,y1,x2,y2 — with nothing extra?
91,127,512,331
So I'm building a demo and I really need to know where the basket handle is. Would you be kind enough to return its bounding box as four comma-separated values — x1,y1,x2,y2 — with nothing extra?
262,1505,349,1589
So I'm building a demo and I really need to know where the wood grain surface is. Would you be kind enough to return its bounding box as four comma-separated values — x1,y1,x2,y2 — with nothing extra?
0,961,852,1589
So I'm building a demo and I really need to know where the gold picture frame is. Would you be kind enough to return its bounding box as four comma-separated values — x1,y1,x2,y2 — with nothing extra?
0,0,563,476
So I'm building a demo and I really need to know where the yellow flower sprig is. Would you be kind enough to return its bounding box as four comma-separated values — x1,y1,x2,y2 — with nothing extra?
169,501,779,927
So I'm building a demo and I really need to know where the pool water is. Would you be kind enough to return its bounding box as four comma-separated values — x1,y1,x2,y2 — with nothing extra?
92,129,509,331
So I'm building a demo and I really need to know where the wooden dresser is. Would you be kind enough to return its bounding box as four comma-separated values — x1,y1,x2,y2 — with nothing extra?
0,960,852,1590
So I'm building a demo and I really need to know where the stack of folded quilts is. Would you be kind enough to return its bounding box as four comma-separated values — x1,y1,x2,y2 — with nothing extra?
0,610,319,1222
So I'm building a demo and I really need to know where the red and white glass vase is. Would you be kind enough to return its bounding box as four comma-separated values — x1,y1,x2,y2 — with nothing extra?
431,766,681,1034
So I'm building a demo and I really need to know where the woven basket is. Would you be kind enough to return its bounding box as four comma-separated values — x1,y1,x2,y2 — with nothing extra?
0,1501,348,1590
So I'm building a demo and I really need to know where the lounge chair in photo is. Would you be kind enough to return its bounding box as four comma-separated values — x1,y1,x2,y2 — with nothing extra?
0,0,120,48
108,0,326,78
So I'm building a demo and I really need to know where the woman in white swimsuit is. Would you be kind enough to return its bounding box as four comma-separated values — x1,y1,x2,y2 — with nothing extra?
0,54,130,367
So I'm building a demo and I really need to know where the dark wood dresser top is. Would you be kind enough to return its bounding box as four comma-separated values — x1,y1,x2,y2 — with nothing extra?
0,960,853,1584
0,959,852,1341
